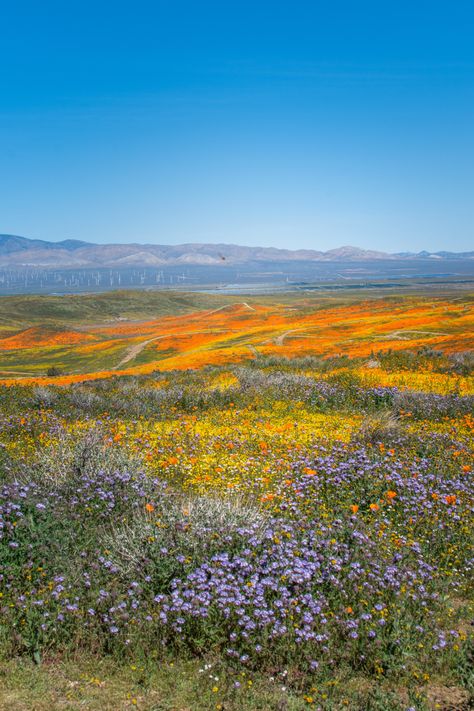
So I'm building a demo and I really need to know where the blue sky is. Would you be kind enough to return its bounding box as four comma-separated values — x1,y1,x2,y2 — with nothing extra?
1,1,473,251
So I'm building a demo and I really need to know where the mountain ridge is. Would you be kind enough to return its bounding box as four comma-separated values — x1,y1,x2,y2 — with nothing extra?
0,234,472,268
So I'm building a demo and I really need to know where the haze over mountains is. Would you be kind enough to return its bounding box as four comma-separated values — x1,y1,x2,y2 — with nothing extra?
1,234,472,268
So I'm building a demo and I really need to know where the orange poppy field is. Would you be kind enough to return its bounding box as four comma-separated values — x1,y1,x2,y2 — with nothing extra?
0,290,473,389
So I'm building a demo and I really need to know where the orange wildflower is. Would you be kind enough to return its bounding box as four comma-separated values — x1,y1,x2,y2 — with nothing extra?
369,503,379,512
445,495,457,506
386,490,397,500
351,504,359,514
145,503,155,513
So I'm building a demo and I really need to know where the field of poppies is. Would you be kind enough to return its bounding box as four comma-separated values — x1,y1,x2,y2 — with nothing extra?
0,291,473,710
0,290,473,384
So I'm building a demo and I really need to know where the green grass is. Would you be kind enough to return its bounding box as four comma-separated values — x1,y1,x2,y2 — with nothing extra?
0,342,130,374
1,656,316,710
0,291,248,329
1,655,459,710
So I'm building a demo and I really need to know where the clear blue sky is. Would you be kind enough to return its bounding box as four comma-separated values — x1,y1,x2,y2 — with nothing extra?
1,1,473,251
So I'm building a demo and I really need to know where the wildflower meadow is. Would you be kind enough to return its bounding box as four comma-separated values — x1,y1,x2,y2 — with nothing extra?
0,293,473,709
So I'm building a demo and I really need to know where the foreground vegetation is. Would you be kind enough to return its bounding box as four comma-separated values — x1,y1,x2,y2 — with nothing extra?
0,343,473,709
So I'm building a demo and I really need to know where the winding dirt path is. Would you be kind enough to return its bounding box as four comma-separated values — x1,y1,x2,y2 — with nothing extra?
110,302,260,370
274,328,307,346
114,336,167,369
114,327,229,369
246,344,259,356
275,330,294,346
204,302,256,316
384,329,449,340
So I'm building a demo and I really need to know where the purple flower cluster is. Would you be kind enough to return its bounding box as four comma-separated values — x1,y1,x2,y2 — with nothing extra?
0,415,472,674
150,517,439,658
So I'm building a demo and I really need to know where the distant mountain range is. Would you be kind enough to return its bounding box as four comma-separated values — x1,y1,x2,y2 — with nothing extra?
0,234,472,268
